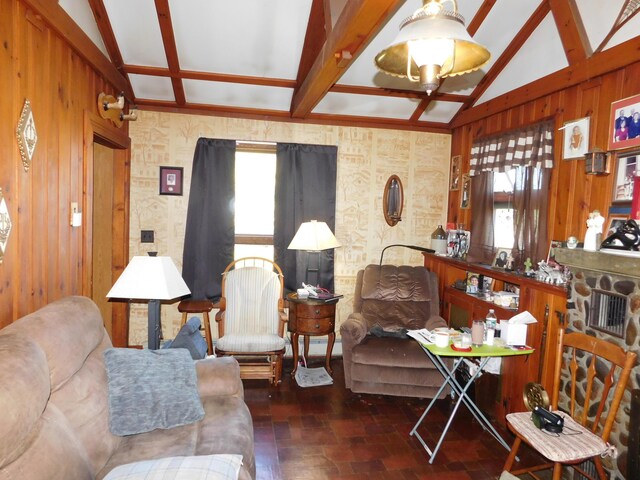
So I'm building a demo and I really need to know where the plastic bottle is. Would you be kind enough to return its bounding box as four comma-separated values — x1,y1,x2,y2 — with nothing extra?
485,309,497,345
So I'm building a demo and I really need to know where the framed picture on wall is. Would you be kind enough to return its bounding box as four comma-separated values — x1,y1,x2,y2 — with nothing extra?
450,155,461,191
159,166,184,196
611,151,637,202
562,117,590,160
609,93,640,151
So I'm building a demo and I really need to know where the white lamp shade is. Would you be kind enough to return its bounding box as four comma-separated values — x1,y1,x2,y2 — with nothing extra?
106,256,191,300
288,220,341,251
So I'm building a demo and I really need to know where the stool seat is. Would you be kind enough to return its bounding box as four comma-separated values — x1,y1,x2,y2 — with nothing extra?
178,300,214,313
177,300,214,355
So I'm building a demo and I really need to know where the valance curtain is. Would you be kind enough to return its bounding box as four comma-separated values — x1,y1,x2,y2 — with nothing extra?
468,120,554,266
182,138,236,301
469,120,554,176
274,143,338,293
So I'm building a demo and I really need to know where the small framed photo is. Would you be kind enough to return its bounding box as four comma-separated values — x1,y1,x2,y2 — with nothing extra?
450,155,461,191
563,117,589,160
612,151,638,203
606,216,627,236
159,166,183,196
466,272,480,294
460,174,471,209
547,240,563,267
609,94,640,151
493,248,511,269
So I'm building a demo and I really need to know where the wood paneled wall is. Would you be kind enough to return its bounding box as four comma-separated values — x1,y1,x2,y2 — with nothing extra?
448,60,640,250
0,0,129,329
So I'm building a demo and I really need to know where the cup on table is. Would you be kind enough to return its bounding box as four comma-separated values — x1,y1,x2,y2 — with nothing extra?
471,320,484,347
433,331,450,348
460,332,472,348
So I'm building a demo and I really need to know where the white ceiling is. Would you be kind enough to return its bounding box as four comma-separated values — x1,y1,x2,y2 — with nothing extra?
60,0,640,130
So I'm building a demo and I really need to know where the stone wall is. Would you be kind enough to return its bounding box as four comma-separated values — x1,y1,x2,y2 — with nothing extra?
566,267,640,479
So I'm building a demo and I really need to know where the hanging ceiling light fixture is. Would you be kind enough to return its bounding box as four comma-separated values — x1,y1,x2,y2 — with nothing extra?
375,0,490,95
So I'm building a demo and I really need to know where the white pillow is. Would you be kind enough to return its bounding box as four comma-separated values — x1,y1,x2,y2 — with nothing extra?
103,455,243,480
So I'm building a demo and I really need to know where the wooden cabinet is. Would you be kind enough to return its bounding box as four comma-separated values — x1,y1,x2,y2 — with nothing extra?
423,253,567,424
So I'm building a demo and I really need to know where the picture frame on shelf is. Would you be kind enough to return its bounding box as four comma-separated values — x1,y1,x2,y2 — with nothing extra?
611,151,638,203
460,174,471,209
450,155,461,191
609,93,640,151
466,272,480,294
562,117,590,160
493,248,511,269
159,166,184,196
547,240,563,268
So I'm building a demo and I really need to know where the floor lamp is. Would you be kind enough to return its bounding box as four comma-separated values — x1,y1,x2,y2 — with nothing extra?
106,254,190,349
288,220,341,287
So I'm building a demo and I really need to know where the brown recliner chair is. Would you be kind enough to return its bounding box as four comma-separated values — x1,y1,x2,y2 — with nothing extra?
340,264,449,398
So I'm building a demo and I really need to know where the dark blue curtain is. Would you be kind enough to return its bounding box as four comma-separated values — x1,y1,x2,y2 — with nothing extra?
274,143,338,293
182,138,235,300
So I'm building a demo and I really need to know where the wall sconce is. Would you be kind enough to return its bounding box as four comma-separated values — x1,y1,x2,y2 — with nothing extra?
97,92,137,127
584,148,609,175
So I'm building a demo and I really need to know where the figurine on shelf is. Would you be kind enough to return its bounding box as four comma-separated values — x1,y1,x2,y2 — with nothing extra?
584,210,605,252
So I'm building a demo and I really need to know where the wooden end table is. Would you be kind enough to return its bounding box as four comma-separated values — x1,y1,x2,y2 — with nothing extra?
287,293,338,377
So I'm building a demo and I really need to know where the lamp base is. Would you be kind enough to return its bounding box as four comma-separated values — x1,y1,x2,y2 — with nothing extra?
148,299,161,350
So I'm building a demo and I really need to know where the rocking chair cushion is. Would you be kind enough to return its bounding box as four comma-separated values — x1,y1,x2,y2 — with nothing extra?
506,411,610,463
216,334,285,353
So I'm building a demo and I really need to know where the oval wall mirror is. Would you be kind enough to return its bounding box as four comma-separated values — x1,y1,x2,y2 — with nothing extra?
383,175,403,226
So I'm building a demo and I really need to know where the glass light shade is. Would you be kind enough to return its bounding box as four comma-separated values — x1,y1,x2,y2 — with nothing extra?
106,256,190,300
375,1,490,93
408,38,454,67
288,220,341,251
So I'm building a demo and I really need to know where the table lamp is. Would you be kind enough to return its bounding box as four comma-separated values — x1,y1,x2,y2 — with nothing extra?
106,253,190,349
288,220,341,286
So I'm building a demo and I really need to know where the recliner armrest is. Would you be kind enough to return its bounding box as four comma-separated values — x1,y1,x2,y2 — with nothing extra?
340,313,368,346
425,315,447,331
195,356,244,399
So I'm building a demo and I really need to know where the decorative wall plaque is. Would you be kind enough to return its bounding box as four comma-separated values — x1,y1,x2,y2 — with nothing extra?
16,99,37,172
0,188,11,264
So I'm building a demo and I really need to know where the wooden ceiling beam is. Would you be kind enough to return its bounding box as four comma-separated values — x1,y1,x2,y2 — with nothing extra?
467,0,496,36
21,0,131,98
290,0,405,118
136,101,450,134
124,65,297,89
296,0,327,87
87,0,124,72
154,0,185,105
451,35,640,128
548,0,590,64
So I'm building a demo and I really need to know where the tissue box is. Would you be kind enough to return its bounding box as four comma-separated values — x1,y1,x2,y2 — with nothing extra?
500,321,528,345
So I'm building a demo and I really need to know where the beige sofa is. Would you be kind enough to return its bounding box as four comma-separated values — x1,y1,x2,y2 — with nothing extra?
0,296,255,480
341,264,449,398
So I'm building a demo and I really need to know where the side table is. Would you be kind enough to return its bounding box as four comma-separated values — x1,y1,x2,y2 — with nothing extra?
287,293,338,377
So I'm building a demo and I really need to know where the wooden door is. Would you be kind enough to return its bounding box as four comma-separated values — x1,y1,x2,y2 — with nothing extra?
92,143,115,338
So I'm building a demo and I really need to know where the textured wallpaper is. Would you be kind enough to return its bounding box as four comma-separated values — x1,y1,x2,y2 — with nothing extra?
127,111,451,346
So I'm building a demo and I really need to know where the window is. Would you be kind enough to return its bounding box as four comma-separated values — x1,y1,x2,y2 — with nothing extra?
493,171,514,249
234,144,276,260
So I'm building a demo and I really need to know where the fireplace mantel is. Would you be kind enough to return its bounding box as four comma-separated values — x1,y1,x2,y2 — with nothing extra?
555,247,640,279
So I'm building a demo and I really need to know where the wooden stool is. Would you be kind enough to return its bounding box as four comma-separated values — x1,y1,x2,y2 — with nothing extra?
178,300,214,355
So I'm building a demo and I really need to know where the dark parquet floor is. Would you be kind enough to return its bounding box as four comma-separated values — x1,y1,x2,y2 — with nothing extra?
242,357,544,480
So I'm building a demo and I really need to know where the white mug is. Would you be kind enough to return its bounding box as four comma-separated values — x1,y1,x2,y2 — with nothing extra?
432,331,449,348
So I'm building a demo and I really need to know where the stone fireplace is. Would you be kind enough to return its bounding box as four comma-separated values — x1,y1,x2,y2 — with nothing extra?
555,248,640,479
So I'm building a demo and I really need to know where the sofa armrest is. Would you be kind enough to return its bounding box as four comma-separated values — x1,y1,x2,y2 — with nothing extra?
425,314,448,330
340,313,368,347
195,356,244,400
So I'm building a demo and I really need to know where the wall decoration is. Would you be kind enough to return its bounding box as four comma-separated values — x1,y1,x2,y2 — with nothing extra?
449,155,461,190
460,173,470,208
609,93,640,151
562,117,589,160
0,188,11,264
612,151,638,202
16,99,37,172
159,166,184,196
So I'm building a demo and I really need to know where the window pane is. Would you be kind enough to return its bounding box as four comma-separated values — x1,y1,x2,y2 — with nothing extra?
235,151,276,235
234,244,274,261
494,208,514,249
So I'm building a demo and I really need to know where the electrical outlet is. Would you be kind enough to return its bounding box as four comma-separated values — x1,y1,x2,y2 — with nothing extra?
141,230,154,243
